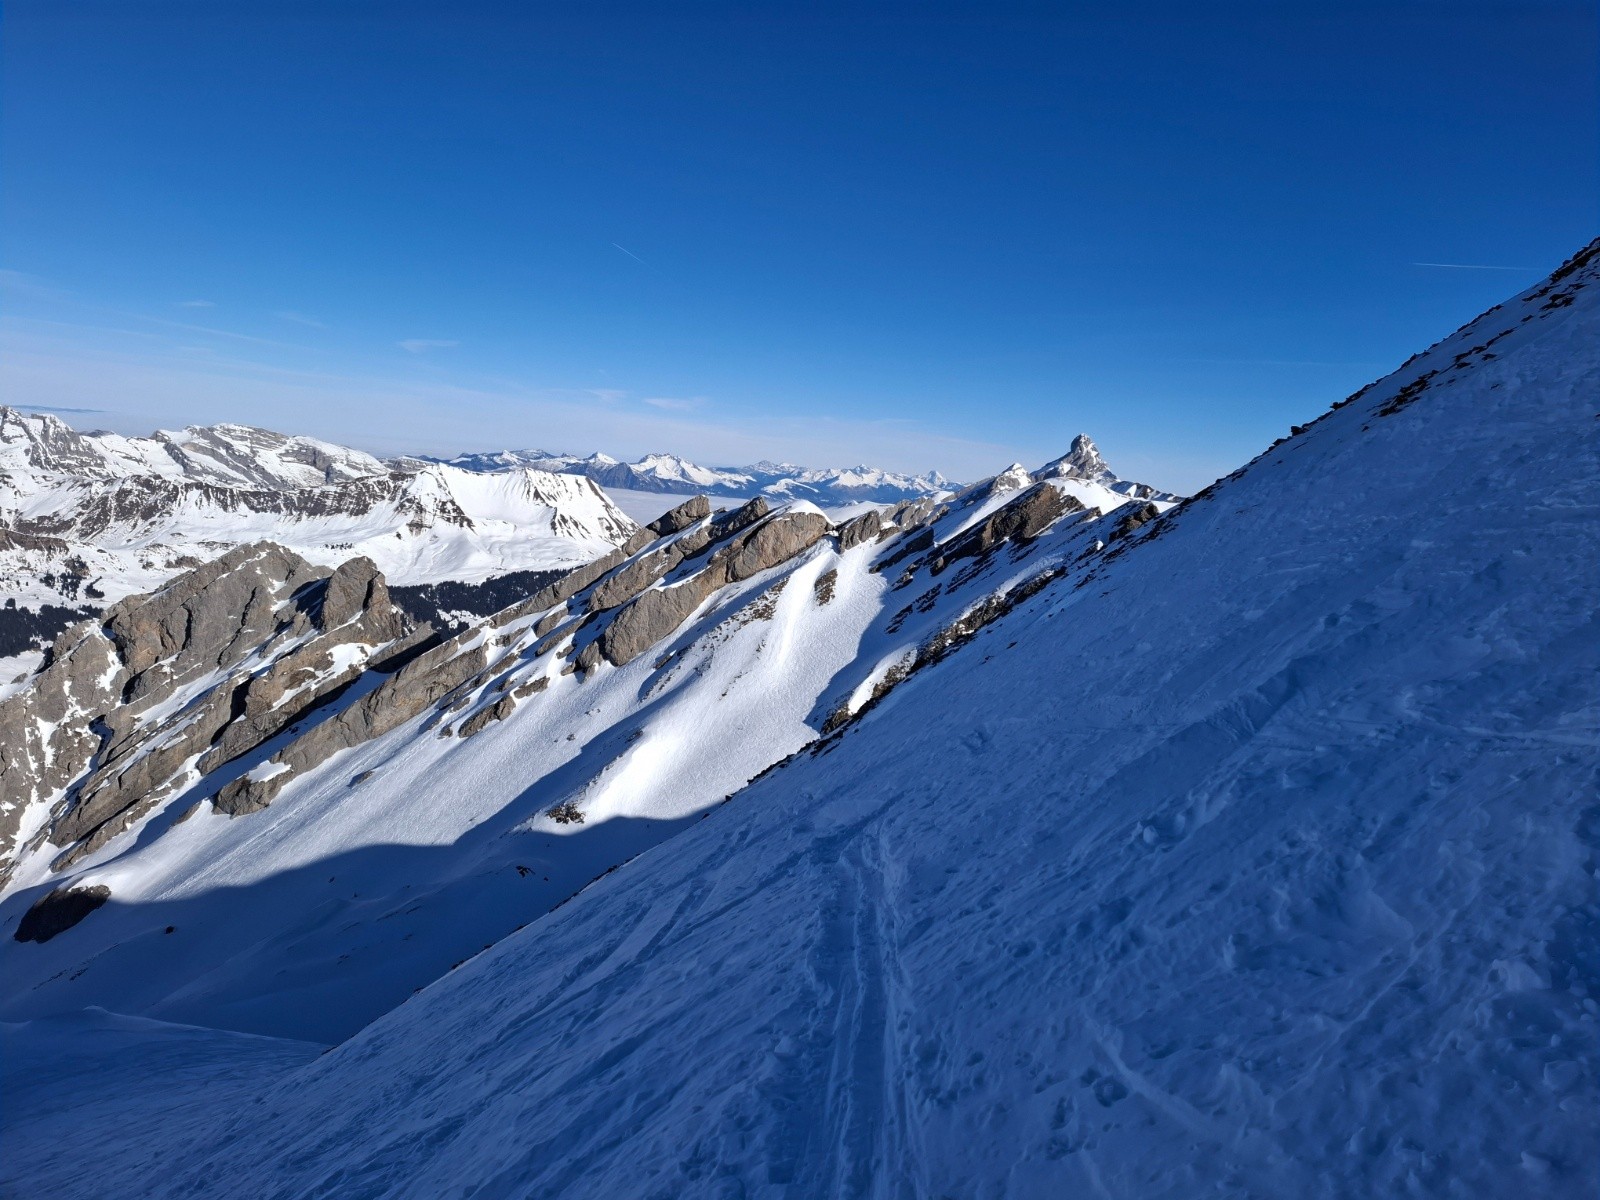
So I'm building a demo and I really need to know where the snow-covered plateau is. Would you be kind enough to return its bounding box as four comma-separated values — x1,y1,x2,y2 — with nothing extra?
1,241,1597,1198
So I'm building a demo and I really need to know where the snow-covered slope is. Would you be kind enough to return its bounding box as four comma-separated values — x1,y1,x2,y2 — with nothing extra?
0,409,387,490
4,244,1597,1198
0,456,1154,1041
4,463,633,598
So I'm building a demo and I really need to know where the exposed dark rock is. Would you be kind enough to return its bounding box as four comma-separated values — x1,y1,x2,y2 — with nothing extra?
45,549,419,861
717,511,829,582
820,566,1064,738
836,509,881,550
1033,434,1111,483
13,884,111,943
598,581,713,669
597,510,828,667
929,484,1080,575
319,557,394,631
646,495,711,537
489,546,636,630
883,497,941,533
589,499,781,617
821,658,913,735
0,523,73,556
0,542,428,874
212,632,492,815
573,640,606,675
661,498,769,566
587,545,680,614
813,568,838,606
105,542,328,703
458,694,516,738
535,624,573,657
213,775,279,817
873,528,936,574
1109,501,1161,541
958,464,1033,507
622,526,656,556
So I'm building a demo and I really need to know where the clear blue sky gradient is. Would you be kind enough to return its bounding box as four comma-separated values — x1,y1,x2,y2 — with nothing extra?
2,1,1595,491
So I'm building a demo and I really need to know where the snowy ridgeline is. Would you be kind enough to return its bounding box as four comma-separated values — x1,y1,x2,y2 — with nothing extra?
1,243,1598,1198
0,410,998,685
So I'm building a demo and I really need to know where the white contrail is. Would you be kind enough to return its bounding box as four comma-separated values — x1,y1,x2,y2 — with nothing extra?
612,243,648,265
1412,262,1535,271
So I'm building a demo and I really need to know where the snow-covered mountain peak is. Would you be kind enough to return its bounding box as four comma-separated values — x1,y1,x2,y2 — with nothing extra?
0,407,388,492
1035,432,1110,482
966,462,1035,501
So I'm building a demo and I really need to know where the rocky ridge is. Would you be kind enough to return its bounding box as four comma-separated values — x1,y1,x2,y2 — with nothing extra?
0,443,1174,1021
0,544,426,887
0,410,388,491
0,412,640,682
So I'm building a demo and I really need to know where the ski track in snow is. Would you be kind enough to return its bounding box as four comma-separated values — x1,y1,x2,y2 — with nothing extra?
1,249,1598,1197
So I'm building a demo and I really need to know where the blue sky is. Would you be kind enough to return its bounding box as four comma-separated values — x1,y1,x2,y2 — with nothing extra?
2,1,1595,492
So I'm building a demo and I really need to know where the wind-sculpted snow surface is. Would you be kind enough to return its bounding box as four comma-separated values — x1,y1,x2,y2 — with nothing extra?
3,244,1598,1198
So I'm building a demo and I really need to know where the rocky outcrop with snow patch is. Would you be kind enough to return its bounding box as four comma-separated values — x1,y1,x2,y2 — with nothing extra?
0,434,1154,1031
0,544,423,881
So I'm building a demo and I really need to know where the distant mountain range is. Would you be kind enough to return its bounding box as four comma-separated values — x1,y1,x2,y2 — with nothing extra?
1,410,1174,647
405,447,958,505
0,410,638,675
410,436,1181,509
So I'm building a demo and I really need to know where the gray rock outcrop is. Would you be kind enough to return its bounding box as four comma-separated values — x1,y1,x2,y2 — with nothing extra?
12,883,112,943
214,628,491,815
647,496,710,537
597,510,829,667
1109,501,1161,541
929,483,1080,575
836,509,882,550
0,543,422,879
4,490,908,881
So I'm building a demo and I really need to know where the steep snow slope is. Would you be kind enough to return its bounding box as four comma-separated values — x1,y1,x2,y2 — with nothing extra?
8,243,1592,1199
0,464,1150,1041
0,1010,323,1199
